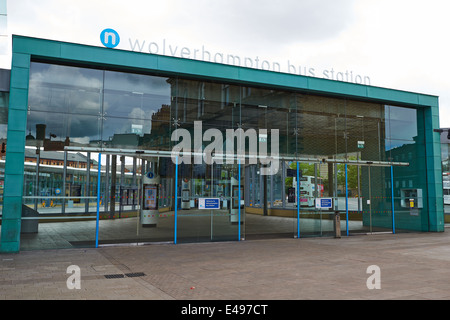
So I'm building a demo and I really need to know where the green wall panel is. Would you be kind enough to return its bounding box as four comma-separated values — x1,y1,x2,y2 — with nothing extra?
4,152,25,173
13,36,61,57
3,129,25,152
11,52,30,68
3,174,24,197
8,88,28,110
10,67,29,90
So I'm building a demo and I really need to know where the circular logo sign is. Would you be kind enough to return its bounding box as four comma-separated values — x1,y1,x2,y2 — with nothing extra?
146,172,154,179
100,28,120,48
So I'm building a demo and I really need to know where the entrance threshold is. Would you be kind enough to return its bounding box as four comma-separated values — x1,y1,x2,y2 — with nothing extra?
349,231,394,236
98,241,174,248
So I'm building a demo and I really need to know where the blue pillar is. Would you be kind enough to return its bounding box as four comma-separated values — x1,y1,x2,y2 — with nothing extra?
174,156,178,244
297,162,300,238
238,159,241,241
95,153,102,248
345,163,349,236
391,166,396,234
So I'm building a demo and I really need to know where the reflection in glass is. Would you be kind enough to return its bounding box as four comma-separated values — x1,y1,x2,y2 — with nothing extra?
28,62,103,115
103,71,171,120
19,61,429,250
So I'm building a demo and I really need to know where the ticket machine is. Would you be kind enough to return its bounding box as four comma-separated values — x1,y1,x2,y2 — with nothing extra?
141,171,159,227
230,175,244,224
181,178,190,210
400,188,423,208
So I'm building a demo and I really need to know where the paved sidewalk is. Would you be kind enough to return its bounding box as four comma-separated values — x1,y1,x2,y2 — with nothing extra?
1,230,450,300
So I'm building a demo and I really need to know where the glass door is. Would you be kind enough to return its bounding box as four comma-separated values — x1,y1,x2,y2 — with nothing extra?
175,159,241,243
358,165,394,234
210,162,241,241
96,154,176,245
298,161,336,237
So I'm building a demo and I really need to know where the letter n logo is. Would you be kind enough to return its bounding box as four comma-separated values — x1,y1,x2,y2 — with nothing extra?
100,28,120,48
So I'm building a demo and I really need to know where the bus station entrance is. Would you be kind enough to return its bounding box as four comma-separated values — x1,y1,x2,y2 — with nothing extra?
4,37,440,253
18,146,409,249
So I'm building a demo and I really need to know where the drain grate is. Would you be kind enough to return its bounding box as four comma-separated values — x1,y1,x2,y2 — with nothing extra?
104,272,146,279
125,272,146,278
104,274,125,279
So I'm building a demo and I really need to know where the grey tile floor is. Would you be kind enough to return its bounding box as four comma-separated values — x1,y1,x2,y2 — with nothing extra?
1,227,450,301
16,212,367,250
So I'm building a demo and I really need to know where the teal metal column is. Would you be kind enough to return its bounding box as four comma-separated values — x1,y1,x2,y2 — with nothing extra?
391,165,395,234
423,104,444,232
0,52,31,252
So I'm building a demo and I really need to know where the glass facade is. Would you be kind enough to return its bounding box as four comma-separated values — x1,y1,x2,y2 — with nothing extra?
0,90,7,215
439,130,450,223
5,60,430,250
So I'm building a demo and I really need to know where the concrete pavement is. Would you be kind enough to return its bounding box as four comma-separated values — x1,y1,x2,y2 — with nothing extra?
2,229,450,301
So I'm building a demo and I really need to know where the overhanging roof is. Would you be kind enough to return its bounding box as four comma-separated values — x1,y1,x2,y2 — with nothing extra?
10,35,439,108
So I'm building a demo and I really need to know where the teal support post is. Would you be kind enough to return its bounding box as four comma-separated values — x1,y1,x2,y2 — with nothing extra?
0,52,31,253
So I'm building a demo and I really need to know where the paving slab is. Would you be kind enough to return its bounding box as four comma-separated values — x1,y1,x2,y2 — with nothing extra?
1,230,450,302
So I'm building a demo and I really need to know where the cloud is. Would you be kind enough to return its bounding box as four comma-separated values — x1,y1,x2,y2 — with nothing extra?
8,0,357,55
164,0,356,52
7,0,450,128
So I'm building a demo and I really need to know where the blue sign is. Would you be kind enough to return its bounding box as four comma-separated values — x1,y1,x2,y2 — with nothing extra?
146,171,154,179
100,28,120,48
55,188,61,195
316,198,333,209
198,198,220,209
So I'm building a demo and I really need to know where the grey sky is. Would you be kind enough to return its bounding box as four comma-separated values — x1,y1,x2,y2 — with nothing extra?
4,0,450,126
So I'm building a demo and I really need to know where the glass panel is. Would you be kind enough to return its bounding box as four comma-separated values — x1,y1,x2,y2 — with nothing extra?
102,71,172,151
103,71,171,119
386,106,427,232
387,105,418,141
26,111,100,148
0,92,7,216
298,162,335,237
173,79,240,128
345,164,363,232
240,86,294,158
174,156,240,243
136,156,174,242
239,87,297,239
298,95,346,159
22,62,104,250
28,62,103,115
176,158,212,243
211,161,240,241
95,155,176,245
21,150,98,250
19,61,430,249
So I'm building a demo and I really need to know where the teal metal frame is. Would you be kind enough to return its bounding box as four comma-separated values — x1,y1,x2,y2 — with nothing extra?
0,35,444,252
